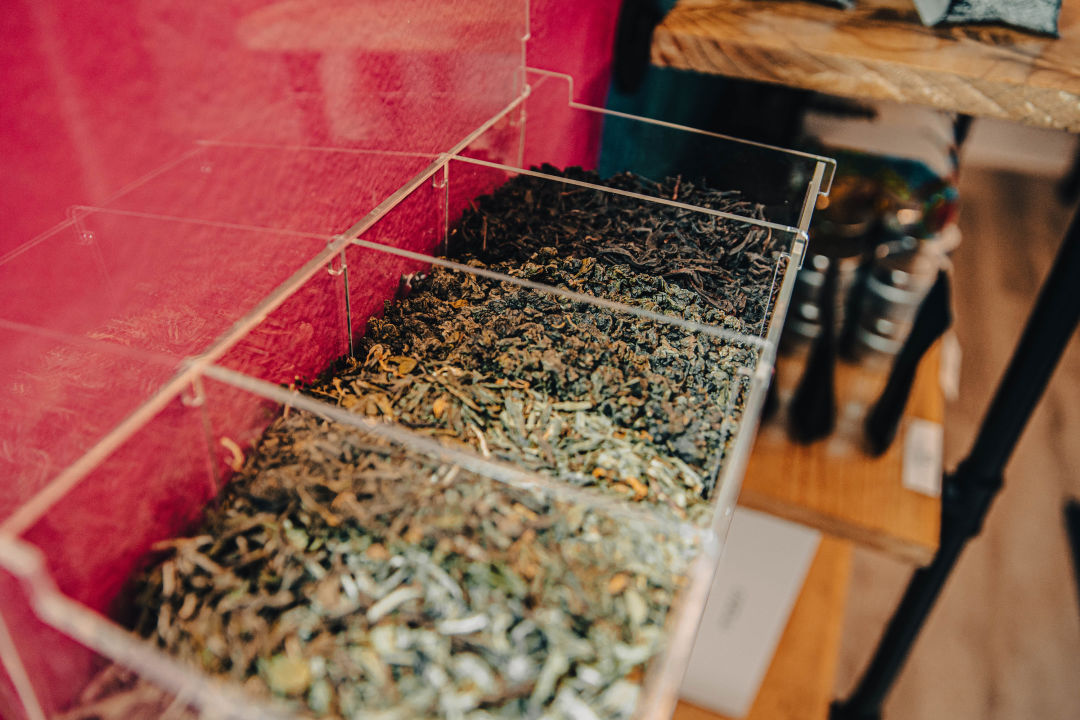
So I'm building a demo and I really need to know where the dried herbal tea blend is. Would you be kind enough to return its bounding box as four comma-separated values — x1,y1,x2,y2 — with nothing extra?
450,165,782,328
110,167,778,720
132,414,694,719
313,255,756,523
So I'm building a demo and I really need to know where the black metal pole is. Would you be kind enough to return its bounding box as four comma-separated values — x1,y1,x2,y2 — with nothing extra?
831,204,1080,720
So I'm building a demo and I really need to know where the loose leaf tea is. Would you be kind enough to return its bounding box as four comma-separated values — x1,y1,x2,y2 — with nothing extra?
317,253,756,522
451,165,781,327
131,415,694,719
102,168,784,720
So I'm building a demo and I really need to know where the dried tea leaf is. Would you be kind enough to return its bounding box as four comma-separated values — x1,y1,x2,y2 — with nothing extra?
261,655,311,697
390,356,418,375
607,573,630,595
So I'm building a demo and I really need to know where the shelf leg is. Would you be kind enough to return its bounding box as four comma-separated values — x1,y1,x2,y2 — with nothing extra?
831,202,1080,720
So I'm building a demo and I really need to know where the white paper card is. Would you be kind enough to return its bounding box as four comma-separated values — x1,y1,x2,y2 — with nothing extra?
903,418,944,497
679,509,820,718
939,329,962,401
912,0,950,25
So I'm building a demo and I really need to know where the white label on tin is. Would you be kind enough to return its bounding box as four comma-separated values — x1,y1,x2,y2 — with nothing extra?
903,419,943,497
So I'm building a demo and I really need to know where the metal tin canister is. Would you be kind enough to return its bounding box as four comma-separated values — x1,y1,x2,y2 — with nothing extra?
781,174,876,352
783,252,861,349
850,243,940,362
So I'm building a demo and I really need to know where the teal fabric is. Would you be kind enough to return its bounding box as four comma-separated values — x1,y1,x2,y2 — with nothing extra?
599,60,810,227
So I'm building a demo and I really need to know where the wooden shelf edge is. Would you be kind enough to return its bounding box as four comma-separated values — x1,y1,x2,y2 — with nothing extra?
738,488,932,565
674,536,854,720
737,343,944,565
651,0,1080,133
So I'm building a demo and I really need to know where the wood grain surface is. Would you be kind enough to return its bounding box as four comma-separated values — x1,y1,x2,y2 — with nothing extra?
835,168,1080,720
739,343,944,565
674,536,854,720
652,0,1080,132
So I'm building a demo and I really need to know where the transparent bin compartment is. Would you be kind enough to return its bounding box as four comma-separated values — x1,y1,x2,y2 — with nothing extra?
441,161,799,341
337,154,810,348
456,70,835,233
209,233,764,526
333,247,761,526
2,365,705,720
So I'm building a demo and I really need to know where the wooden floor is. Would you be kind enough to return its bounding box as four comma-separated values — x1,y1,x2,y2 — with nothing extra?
834,168,1080,719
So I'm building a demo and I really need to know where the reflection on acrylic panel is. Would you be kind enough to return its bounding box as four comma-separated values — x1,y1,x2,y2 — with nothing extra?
104,145,439,237
3,0,527,257
0,213,330,357
0,326,181,524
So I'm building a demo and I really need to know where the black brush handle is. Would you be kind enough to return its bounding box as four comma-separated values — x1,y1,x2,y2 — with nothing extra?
1065,499,1080,613
838,255,872,361
864,269,952,456
761,366,780,423
788,260,839,444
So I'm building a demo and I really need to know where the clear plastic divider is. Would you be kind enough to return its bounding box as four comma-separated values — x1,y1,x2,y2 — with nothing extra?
103,144,439,237
456,70,835,232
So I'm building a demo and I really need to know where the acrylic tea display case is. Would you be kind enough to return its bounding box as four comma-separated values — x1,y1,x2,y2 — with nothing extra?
0,3,834,719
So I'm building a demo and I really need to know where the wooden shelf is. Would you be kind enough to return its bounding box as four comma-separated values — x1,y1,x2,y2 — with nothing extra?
652,0,1080,132
738,343,944,565
674,535,854,720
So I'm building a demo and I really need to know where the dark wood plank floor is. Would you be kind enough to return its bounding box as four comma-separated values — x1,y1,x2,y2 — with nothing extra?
834,168,1080,719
